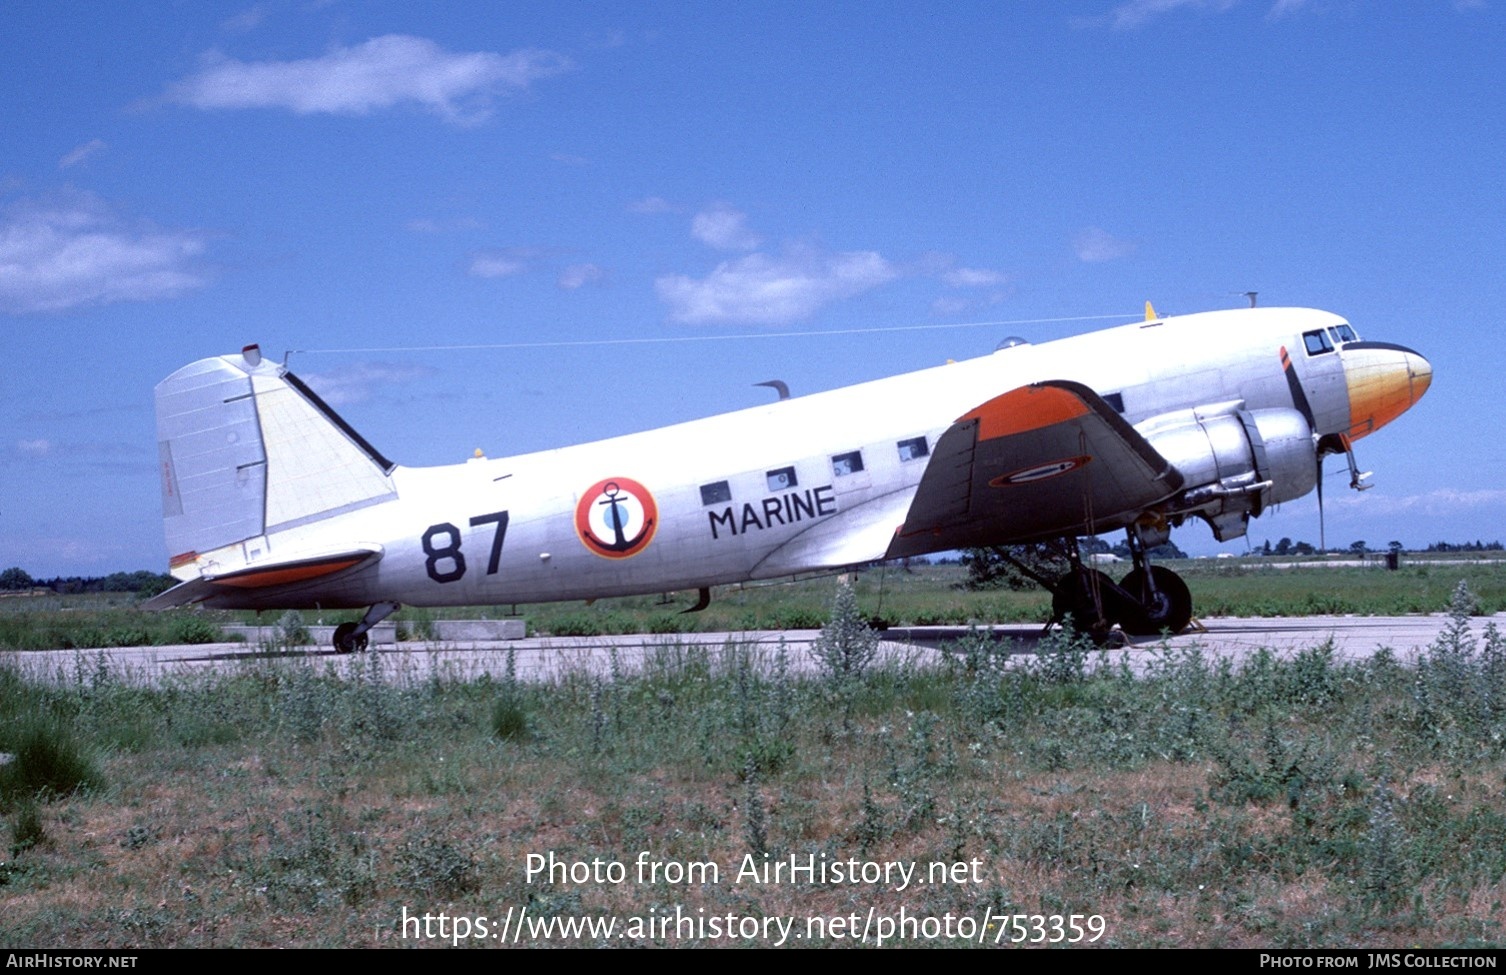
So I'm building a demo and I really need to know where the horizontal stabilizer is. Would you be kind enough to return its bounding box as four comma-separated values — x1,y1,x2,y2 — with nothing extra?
141,576,223,611
887,380,1182,557
142,545,382,610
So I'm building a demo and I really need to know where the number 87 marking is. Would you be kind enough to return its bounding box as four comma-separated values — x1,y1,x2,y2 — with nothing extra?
422,510,509,584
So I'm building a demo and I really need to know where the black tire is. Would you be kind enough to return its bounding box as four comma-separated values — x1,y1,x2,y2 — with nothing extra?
333,621,368,654
1118,566,1193,636
1052,568,1120,638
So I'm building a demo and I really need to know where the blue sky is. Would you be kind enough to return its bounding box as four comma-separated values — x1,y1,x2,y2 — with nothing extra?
3,0,1503,577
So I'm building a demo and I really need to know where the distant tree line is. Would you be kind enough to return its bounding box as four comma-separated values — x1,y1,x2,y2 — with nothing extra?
1423,540,1504,553
0,567,174,597
1257,537,1319,556
1254,538,1503,557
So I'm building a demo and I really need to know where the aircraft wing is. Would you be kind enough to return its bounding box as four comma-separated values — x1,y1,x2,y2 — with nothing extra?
752,487,918,578
142,545,383,610
885,380,1183,558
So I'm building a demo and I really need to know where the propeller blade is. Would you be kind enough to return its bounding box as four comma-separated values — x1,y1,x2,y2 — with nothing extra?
1317,455,1326,553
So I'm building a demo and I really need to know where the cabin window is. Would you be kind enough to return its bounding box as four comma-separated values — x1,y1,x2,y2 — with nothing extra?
831,451,864,476
766,466,797,491
1103,392,1125,413
700,481,732,505
897,436,929,462
1303,329,1335,356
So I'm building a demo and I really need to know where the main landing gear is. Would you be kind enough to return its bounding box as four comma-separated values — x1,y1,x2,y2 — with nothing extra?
1022,528,1193,642
333,601,400,653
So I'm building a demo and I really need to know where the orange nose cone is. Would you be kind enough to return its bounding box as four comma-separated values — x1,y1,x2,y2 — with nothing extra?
1345,344,1431,440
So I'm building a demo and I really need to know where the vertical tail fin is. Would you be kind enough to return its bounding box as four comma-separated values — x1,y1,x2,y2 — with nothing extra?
156,345,396,581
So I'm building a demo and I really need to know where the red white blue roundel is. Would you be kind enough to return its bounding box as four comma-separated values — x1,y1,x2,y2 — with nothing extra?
989,455,1091,488
575,477,659,559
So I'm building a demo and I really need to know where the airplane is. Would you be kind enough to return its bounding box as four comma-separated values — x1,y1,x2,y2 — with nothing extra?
145,304,1432,651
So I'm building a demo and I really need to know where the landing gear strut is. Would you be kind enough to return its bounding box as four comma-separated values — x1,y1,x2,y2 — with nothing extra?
333,601,400,653
1117,526,1193,636
1017,527,1194,641
1050,566,1121,643
1049,550,1126,644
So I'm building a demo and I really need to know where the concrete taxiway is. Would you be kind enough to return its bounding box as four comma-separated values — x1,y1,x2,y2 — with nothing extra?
4,613,1497,686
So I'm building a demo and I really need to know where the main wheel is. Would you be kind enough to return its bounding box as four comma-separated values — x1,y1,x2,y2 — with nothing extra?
332,622,368,654
1118,566,1193,636
1052,568,1119,641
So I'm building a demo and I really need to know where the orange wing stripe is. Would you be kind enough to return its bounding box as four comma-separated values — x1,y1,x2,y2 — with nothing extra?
959,385,1090,441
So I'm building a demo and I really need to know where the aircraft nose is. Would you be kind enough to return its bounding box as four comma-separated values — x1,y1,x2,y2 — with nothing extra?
1343,342,1432,440
1405,347,1432,399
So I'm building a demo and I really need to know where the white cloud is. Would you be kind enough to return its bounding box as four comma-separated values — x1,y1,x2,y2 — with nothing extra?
7,439,138,468
221,5,268,33
1332,488,1506,518
301,362,438,407
656,245,898,326
1093,0,1329,28
930,261,1012,315
1098,0,1238,29
943,267,1007,288
589,30,629,50
164,35,573,124
1073,226,1136,263
59,139,106,169
0,192,210,314
628,196,678,214
931,296,973,316
558,263,604,289
690,203,762,251
466,249,532,278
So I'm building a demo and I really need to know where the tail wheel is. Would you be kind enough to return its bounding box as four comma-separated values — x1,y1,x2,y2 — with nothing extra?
333,622,368,654
1119,566,1193,636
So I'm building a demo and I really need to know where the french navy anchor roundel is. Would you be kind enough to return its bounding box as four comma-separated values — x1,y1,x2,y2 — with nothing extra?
575,477,658,559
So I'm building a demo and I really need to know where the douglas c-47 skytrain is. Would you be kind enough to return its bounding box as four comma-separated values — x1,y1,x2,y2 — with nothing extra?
146,305,1431,651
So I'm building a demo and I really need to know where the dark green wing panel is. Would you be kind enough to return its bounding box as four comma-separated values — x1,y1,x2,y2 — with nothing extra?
885,381,1182,558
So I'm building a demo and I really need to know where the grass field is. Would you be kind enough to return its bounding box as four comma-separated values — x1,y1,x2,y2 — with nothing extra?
3,576,1506,948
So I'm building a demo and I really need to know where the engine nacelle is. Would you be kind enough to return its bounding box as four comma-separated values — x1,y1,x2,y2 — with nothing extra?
1140,403,1316,541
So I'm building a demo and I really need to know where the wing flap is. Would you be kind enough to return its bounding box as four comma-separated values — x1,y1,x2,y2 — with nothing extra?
886,381,1182,557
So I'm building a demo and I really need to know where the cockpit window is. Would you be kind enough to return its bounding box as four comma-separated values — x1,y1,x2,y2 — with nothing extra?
1332,323,1358,343
1303,329,1335,356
